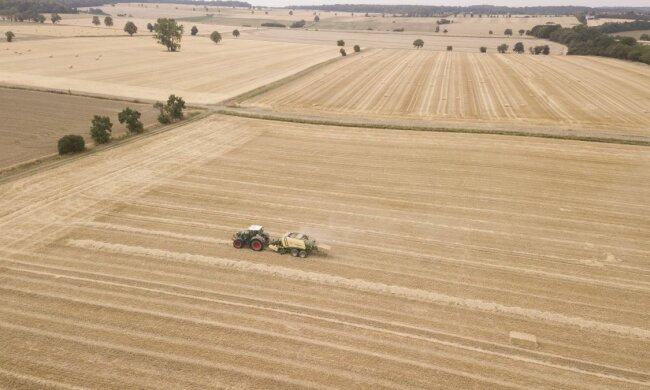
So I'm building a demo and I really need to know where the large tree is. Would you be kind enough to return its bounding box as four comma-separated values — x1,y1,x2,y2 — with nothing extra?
92,16,100,26
154,18,184,52
89,115,112,145
51,13,61,24
5,31,15,42
497,43,509,53
232,29,240,38
191,25,198,36
118,107,144,134
504,28,513,36
210,31,222,44
413,38,424,48
124,21,137,36
104,16,113,27
513,42,525,53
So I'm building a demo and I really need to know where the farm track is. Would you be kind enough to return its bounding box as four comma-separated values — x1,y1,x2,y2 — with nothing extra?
242,50,650,140
1,114,649,388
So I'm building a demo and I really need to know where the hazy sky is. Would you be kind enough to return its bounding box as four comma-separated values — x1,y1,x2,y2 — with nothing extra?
251,1,649,7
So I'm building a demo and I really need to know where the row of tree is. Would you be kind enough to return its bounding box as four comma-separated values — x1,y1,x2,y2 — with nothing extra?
527,23,650,64
58,95,187,155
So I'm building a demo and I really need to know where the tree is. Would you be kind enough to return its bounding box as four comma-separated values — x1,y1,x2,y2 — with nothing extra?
435,26,440,33
443,29,448,34
147,22,154,32
542,45,550,55
190,25,198,36
480,46,487,53
104,16,113,27
5,31,14,42
497,43,509,53
92,16,100,26
518,29,525,36
210,31,222,44
232,29,240,38
124,21,137,36
513,42,525,53
314,15,320,22
118,107,144,134
51,13,61,24
154,18,184,52
489,30,493,35
89,115,112,144
413,39,424,49
58,135,85,155
353,44,360,52
36,14,46,23
504,28,513,36
337,39,345,46
340,48,346,56
154,95,185,124
640,33,650,41
447,45,453,51
289,10,293,16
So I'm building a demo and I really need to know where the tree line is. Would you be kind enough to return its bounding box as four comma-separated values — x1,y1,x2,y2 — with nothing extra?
527,23,650,64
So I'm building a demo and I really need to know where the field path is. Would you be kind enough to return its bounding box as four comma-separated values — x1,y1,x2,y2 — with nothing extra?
1,115,649,388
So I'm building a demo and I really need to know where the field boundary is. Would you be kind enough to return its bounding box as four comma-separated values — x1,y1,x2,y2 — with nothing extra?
216,108,650,147
0,110,211,185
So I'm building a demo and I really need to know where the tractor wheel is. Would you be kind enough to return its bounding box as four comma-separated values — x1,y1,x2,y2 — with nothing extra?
233,239,244,249
299,250,308,258
250,239,263,251
290,248,299,257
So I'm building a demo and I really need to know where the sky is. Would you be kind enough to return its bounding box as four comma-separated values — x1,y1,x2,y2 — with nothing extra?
250,1,650,7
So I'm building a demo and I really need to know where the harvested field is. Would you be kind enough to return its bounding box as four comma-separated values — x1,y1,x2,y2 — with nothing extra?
0,88,158,169
241,28,568,54
243,49,650,140
0,36,337,104
1,114,649,388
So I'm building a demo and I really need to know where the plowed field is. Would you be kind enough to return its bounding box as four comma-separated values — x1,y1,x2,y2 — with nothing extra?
1,114,649,389
243,49,650,139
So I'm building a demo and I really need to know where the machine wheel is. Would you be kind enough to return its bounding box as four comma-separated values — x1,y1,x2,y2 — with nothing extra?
290,248,299,257
250,239,263,251
233,239,244,249
299,250,308,258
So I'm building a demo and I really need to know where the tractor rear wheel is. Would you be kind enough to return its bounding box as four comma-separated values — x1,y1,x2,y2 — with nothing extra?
233,239,244,249
250,239,263,251
290,248,299,257
299,250,308,258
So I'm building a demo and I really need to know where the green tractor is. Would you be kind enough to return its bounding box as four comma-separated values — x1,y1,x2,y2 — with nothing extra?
232,225,270,251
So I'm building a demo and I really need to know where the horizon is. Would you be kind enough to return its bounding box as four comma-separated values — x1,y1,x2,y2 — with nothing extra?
250,1,650,8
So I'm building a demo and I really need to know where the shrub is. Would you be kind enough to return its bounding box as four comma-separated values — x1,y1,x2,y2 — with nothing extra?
58,135,85,155
92,16,100,26
337,39,345,46
51,13,62,24
5,31,14,42
261,22,285,28
513,42,525,53
232,29,240,38
437,19,451,25
353,44,360,52
290,20,306,28
480,46,487,53
413,39,424,48
497,44,509,53
504,28,513,36
104,16,113,27
340,48,346,56
210,31,222,44
89,115,113,144
118,107,144,134
447,45,453,51
518,29,525,36
191,25,198,36
147,22,154,32
489,30,493,35
393,28,404,32
314,15,320,22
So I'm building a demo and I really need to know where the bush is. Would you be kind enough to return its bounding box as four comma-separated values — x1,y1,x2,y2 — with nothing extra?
210,31,222,44
393,28,404,32
640,33,650,41
232,29,240,38
337,39,345,46
353,44,360,52
191,25,198,36
413,39,424,49
147,22,154,32
5,31,14,42
104,16,113,27
513,42,525,53
290,20,306,28
314,15,320,22
89,115,112,144
58,135,85,155
92,16,100,26
340,48,346,56
447,45,453,51
480,46,487,53
504,28,513,36
118,107,144,134
437,19,451,25
261,22,285,28
497,44,509,53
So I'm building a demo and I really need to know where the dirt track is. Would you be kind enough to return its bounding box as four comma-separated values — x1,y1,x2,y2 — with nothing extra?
1,114,649,388
243,49,650,139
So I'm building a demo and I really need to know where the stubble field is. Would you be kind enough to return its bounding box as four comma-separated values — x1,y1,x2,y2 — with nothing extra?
1,114,649,388
0,88,158,169
243,49,650,139
0,36,337,104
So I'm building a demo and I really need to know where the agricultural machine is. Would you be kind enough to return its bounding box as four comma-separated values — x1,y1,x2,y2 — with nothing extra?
231,226,328,258
232,225,270,251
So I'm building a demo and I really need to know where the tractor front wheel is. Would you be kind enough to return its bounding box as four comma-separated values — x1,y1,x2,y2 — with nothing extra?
250,239,263,251
290,248,299,257
233,239,244,249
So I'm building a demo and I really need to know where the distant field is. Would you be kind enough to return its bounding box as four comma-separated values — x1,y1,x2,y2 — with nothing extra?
0,36,337,104
240,28,568,54
610,30,650,40
0,88,158,169
243,49,650,139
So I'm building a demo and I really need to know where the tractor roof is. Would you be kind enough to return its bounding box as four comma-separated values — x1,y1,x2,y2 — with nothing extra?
248,225,263,231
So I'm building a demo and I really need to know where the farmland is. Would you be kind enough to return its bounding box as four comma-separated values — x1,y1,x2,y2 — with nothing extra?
0,36,337,104
242,49,650,140
1,114,649,388
0,87,158,169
